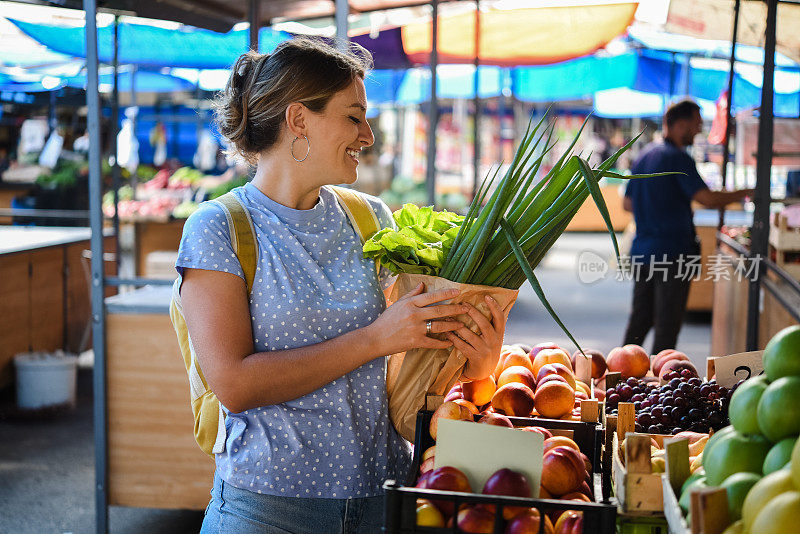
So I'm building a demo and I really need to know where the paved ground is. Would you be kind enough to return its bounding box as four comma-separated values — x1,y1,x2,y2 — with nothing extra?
0,233,711,533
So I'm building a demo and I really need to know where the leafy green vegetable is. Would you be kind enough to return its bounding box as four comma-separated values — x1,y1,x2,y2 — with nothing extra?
362,203,464,276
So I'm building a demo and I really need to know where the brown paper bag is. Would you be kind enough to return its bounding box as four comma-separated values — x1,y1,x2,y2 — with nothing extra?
385,273,518,442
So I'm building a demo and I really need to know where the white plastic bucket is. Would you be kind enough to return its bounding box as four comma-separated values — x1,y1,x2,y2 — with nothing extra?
14,351,78,409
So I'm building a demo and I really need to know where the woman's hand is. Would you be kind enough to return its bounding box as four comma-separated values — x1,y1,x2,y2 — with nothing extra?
444,295,505,381
368,283,467,355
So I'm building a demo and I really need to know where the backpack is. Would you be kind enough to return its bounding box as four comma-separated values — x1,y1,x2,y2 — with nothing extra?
169,185,381,456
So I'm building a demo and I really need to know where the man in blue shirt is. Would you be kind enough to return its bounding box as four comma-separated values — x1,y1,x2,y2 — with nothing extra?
622,99,753,354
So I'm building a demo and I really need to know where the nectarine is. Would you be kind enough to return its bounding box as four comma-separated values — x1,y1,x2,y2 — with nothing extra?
492,383,535,417
498,365,537,390
541,446,586,496
461,375,497,407
533,381,575,419
532,348,573,377
606,344,650,378
571,349,607,380
536,363,576,390
430,401,474,439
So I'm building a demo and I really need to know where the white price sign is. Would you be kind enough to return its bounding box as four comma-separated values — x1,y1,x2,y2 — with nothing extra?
706,351,764,388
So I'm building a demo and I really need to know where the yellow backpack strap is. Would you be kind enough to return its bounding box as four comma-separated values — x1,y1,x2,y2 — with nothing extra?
212,192,257,292
329,185,381,243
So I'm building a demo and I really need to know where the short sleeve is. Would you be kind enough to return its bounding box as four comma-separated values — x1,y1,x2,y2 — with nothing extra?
175,201,245,281
675,153,708,200
363,195,397,290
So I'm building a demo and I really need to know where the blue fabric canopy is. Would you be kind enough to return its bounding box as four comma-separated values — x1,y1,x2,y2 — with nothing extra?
65,69,196,93
10,19,290,69
513,52,639,102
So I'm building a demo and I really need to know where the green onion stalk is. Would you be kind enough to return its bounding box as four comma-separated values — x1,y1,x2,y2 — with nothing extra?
436,111,666,349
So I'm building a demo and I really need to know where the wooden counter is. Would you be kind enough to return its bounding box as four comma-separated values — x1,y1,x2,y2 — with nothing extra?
566,184,631,232
711,240,800,356
105,286,214,510
0,227,115,387
0,183,34,225
132,219,185,277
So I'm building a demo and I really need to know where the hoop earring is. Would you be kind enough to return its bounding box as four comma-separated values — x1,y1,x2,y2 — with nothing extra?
290,135,310,162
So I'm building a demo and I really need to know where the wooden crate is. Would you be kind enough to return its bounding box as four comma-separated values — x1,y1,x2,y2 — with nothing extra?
612,432,668,515
769,213,800,251
661,438,730,534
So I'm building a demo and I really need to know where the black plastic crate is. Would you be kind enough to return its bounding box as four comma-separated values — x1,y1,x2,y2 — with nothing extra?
408,411,605,488
383,480,617,534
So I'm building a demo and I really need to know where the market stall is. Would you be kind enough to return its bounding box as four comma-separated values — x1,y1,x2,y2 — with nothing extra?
0,226,114,387
104,286,213,510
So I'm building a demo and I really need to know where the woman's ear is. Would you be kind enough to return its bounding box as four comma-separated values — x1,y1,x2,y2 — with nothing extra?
285,102,307,139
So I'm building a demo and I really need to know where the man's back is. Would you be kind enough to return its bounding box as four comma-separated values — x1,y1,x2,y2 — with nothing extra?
625,139,708,259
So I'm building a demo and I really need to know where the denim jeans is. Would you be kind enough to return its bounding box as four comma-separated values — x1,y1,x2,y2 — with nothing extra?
200,474,384,534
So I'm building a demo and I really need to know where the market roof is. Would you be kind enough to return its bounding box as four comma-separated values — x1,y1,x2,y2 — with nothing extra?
13,0,456,32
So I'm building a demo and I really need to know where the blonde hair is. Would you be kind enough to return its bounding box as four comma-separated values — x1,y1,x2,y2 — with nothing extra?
213,37,372,163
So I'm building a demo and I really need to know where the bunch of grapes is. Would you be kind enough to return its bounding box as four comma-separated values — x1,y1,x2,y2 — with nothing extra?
606,375,737,434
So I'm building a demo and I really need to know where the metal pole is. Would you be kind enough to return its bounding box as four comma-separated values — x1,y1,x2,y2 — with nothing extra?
746,0,778,351
111,16,121,270
472,0,481,198
48,90,57,134
426,0,439,207
82,0,108,532
718,0,741,234
249,0,260,51
336,0,349,47
498,70,506,163
129,65,138,200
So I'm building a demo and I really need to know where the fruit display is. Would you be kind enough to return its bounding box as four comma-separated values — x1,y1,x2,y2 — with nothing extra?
605,376,733,434
670,326,800,533
445,344,597,423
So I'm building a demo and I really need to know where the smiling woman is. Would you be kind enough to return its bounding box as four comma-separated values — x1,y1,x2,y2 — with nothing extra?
175,37,506,534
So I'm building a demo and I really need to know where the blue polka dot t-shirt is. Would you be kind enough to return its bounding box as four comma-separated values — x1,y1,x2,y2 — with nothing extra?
176,182,411,498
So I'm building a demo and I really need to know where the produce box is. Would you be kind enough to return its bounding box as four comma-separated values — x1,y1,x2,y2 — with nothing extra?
383,480,617,534
617,514,669,534
613,432,672,515
383,409,614,533
661,441,730,534
410,409,605,485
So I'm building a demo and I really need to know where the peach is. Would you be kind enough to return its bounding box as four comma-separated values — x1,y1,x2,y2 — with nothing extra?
491,383,535,417
532,348,573,377
651,349,687,375
498,365,537,390
574,381,591,397
533,381,575,419
606,344,650,378
536,374,569,388
422,445,436,462
478,412,514,428
416,470,433,488
419,456,435,474
578,480,593,499
505,508,553,534
456,505,495,534
426,466,472,516
581,453,592,475
430,401,474,439
658,359,698,380
529,342,562,360
541,446,586,496
561,492,591,503
571,349,607,380
543,436,580,453
500,352,536,375
444,383,464,402
593,388,605,401
536,363,576,390
539,485,553,499
416,499,446,527
453,398,480,415
495,346,528,377
461,375,497,407
574,391,589,402
482,468,532,519
519,426,553,439
553,510,583,534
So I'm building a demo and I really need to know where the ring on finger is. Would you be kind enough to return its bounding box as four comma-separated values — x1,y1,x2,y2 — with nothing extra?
426,320,433,335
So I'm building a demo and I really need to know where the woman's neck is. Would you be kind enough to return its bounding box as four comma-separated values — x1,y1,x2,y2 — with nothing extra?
250,152,321,210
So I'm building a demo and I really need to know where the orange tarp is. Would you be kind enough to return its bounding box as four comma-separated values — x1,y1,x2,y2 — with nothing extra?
401,2,639,66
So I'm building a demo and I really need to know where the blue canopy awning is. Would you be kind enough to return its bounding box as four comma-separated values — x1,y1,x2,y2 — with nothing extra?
65,69,196,93
10,19,291,69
